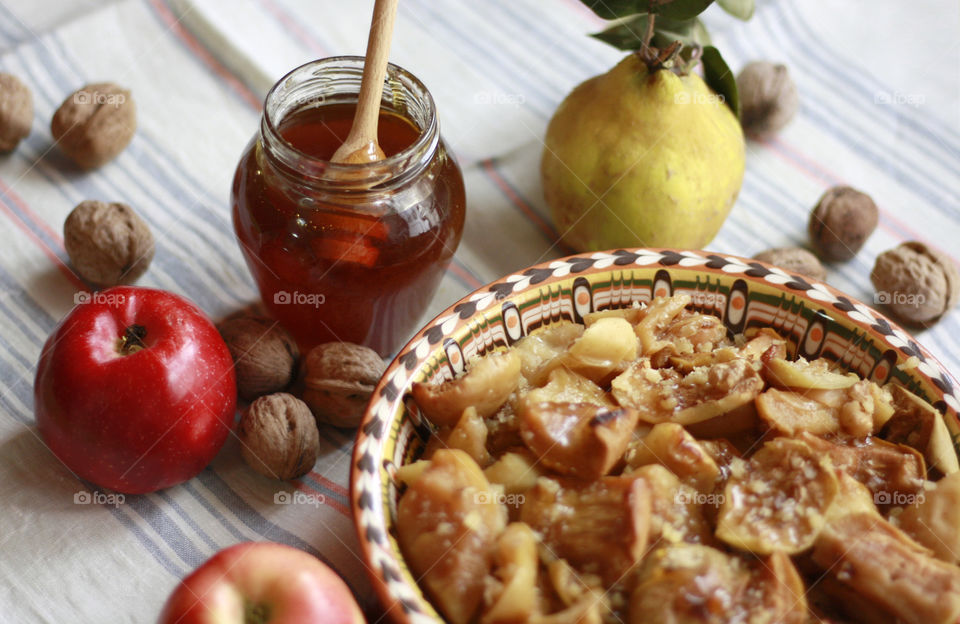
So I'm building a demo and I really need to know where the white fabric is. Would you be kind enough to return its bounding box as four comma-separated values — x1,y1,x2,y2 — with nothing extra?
0,0,957,621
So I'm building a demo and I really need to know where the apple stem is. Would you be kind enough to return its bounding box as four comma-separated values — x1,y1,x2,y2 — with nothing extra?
244,600,271,624
117,325,147,355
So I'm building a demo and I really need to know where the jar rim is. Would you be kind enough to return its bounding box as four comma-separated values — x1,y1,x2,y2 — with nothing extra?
260,56,439,189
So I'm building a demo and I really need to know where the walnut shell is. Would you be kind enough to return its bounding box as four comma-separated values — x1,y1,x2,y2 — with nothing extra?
51,83,135,169
808,186,878,262
0,73,32,151
218,316,299,401
753,247,826,282
871,241,959,326
737,61,798,139
302,342,386,428
64,200,154,286
238,393,319,480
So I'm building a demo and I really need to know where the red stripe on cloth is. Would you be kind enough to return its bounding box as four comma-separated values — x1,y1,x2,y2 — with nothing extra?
448,259,483,289
0,177,66,245
765,137,835,186
148,0,264,111
309,470,349,498
481,158,565,247
258,0,328,56
295,480,349,516
0,181,85,290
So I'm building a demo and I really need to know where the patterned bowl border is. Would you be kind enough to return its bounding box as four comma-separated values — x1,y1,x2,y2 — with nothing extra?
351,248,960,623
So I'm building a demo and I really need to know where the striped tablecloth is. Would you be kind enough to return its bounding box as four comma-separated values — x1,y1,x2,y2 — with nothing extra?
0,0,956,621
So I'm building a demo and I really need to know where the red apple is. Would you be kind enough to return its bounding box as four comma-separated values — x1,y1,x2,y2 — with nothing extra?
157,541,366,624
34,286,237,494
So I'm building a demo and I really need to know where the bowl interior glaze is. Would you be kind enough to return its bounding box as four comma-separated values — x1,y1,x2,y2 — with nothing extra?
351,248,960,623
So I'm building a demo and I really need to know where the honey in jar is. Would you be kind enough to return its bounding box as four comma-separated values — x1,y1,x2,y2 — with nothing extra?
232,57,466,355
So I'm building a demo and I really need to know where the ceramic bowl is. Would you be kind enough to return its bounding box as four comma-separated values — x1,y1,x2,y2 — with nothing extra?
350,248,960,623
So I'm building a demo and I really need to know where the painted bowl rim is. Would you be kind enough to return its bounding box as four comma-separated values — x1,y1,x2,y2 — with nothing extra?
350,247,960,622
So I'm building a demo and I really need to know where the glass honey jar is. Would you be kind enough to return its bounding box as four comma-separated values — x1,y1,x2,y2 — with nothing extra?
232,57,466,356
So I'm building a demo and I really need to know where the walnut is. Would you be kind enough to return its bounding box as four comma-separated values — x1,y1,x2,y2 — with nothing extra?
753,247,826,281
0,73,32,151
737,61,798,139
64,200,154,285
808,186,878,261
302,342,386,428
51,83,135,169
238,393,319,480
218,316,299,401
871,241,959,326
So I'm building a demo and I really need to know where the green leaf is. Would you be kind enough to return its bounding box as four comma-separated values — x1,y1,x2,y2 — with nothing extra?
581,0,715,20
700,45,739,117
581,0,648,20
590,14,649,50
651,16,711,49
591,14,710,51
652,0,716,20
716,0,755,20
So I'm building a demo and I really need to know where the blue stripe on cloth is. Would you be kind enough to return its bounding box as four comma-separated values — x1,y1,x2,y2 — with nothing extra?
739,173,960,358
300,474,350,508
0,306,42,372
191,470,363,597
156,490,222,552
179,481,252,544
45,36,256,242
777,1,960,151
479,0,610,77
0,3,31,47
0,301,192,583
22,38,253,297
45,34,237,213
737,8,960,213
122,492,212,570
0,40,258,582
0,282,56,337
0,354,39,427
0,306,218,581
21,13,376,588
6,49,245,309
106,500,188,579
401,1,555,118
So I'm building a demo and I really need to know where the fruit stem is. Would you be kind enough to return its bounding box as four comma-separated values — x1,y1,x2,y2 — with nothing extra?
244,600,271,624
635,13,684,73
643,12,656,50
117,325,147,356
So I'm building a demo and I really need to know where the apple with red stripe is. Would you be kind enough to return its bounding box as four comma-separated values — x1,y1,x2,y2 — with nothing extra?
157,542,365,624
34,286,237,494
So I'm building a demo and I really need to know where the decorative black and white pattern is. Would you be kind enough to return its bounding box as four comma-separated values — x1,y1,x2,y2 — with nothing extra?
351,248,960,622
